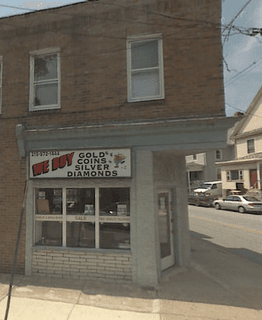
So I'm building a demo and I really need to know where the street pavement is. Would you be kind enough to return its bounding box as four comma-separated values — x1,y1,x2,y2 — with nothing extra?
0,236,262,320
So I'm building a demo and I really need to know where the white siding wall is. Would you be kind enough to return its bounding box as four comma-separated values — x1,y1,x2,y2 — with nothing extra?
236,134,262,159
221,164,258,191
256,135,262,153
242,100,262,133
185,153,206,165
235,139,248,158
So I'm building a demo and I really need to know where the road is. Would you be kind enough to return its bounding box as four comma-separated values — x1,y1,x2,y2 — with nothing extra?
188,205,262,265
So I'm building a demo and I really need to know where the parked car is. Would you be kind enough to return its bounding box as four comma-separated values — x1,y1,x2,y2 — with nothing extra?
194,181,222,197
188,192,215,207
213,195,262,213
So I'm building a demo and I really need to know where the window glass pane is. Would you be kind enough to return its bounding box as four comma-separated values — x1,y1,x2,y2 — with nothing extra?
35,221,62,246
66,188,95,215
34,82,58,106
247,139,255,153
216,150,221,159
34,54,57,81
99,188,130,216
131,40,158,69
35,188,62,215
66,222,95,248
131,69,160,99
100,223,130,250
231,170,239,180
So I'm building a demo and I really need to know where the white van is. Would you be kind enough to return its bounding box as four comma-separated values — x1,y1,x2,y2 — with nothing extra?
194,181,222,197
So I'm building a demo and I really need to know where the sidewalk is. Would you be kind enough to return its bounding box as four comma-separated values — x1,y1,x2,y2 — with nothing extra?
0,236,261,320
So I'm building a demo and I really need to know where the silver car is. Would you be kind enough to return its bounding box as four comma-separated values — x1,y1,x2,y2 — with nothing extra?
213,195,262,213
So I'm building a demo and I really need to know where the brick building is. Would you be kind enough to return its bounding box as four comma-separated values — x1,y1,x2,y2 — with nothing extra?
0,0,235,286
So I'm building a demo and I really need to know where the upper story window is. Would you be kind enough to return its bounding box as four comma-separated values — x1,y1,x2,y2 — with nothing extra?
247,139,255,154
127,34,164,102
0,56,2,114
193,154,197,160
215,150,222,160
29,48,60,111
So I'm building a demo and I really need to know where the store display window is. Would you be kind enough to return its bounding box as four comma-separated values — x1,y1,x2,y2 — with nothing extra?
34,187,130,250
35,188,62,215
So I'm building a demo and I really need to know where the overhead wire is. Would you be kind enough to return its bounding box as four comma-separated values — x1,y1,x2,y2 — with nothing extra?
0,4,34,11
0,0,253,38
0,0,258,118
225,57,262,87
226,103,262,119
222,0,253,43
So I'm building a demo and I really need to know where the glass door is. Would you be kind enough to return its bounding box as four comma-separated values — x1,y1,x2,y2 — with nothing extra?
158,190,175,270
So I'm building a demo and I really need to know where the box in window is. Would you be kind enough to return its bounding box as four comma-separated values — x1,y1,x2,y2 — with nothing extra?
84,204,94,215
117,203,128,216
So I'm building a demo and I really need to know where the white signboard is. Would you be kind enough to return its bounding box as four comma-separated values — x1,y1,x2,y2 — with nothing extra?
30,149,131,179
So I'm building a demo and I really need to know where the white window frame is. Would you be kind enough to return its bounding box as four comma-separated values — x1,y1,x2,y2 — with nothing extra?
29,47,61,111
34,186,131,250
226,170,243,181
0,56,2,114
215,149,222,160
247,139,255,154
126,33,165,102
239,170,243,180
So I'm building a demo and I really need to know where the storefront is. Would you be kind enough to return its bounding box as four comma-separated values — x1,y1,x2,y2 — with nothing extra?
26,149,134,282
16,117,235,286
23,148,187,286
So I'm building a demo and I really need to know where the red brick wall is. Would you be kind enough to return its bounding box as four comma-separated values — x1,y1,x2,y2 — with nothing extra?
0,0,224,273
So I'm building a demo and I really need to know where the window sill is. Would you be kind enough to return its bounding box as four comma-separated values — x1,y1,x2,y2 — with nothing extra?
128,96,165,103
33,245,131,255
29,105,61,112
28,108,61,116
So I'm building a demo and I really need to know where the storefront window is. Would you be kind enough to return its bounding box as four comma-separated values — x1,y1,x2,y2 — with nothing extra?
35,188,62,215
34,187,130,250
100,223,130,249
99,188,130,216
35,221,62,246
66,222,95,248
66,188,95,215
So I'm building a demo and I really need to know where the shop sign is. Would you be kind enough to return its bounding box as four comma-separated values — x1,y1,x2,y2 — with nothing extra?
35,215,63,221
99,216,130,223
66,215,95,222
66,216,130,223
35,215,130,223
30,149,131,179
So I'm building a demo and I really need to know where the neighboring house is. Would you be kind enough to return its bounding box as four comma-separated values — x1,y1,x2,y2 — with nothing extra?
0,0,236,287
218,86,262,196
186,146,235,192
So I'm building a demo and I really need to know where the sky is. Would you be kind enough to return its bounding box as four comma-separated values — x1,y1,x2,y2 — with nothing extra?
0,0,262,117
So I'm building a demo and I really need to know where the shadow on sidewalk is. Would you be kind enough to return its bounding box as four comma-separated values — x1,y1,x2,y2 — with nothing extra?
0,231,261,313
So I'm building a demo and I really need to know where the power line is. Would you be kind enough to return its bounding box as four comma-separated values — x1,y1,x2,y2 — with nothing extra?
225,57,262,87
222,0,253,43
0,0,252,38
0,4,34,11
226,102,262,119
